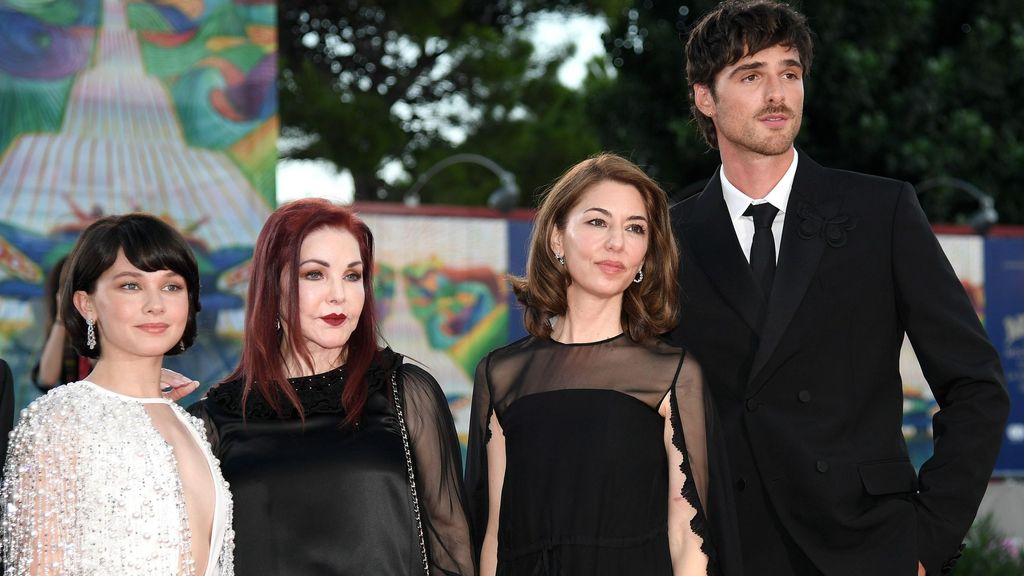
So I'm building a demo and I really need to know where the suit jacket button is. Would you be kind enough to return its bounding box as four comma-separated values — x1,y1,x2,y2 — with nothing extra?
798,390,812,403
735,477,746,491
745,398,760,412
816,460,829,473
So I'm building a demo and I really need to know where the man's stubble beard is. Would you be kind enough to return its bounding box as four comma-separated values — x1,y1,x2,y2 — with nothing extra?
740,108,801,157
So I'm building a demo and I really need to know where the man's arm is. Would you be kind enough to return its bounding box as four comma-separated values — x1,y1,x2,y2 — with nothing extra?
891,182,1010,574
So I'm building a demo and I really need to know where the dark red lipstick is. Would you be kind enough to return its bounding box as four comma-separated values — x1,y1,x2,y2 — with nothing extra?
321,313,347,326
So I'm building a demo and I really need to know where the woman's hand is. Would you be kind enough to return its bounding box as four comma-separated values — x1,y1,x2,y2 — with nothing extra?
159,368,200,402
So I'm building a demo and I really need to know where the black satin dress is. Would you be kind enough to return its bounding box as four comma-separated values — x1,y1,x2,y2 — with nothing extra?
189,349,474,576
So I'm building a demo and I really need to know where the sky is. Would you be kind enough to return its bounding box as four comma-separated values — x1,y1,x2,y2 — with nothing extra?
275,13,608,206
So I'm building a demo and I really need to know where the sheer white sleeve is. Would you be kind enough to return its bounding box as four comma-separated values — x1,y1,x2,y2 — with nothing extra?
2,394,81,575
2,383,235,576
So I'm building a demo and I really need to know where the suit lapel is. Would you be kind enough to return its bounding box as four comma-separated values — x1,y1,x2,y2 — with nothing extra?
748,155,839,388
682,174,764,334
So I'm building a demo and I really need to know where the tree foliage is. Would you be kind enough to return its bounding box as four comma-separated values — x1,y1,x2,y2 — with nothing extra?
279,0,626,203
280,0,1024,224
591,0,1024,224
585,1,722,198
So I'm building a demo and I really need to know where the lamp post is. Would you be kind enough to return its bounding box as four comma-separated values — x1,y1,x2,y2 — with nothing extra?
404,153,520,212
916,177,998,234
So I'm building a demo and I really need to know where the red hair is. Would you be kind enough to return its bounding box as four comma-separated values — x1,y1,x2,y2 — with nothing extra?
226,198,379,426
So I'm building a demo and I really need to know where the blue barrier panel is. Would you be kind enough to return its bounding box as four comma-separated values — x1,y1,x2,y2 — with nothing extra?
987,236,1024,476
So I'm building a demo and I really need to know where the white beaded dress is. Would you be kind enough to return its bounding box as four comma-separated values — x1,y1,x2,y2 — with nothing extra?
1,381,234,576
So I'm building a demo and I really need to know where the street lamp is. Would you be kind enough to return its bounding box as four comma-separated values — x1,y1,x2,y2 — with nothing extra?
916,177,998,234
404,153,520,212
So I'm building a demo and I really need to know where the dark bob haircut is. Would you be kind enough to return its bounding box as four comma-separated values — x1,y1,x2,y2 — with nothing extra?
60,213,201,359
686,0,814,149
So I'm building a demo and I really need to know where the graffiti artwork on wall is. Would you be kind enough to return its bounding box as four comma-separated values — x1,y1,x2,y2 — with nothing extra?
362,212,510,444
0,0,276,410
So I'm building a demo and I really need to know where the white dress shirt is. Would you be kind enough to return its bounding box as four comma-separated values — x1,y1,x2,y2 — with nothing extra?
720,149,799,264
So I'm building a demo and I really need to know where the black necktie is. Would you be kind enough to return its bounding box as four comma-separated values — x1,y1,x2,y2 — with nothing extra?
745,203,780,299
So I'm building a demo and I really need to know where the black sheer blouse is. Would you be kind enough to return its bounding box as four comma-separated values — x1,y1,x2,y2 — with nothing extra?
189,348,475,575
465,334,740,576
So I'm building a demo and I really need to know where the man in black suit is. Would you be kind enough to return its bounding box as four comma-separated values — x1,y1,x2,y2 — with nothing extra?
667,2,1010,575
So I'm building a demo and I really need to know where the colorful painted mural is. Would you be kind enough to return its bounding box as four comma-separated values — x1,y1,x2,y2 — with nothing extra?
0,0,276,411
361,212,512,444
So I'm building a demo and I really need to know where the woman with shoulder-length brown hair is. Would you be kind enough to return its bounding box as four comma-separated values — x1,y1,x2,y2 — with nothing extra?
188,198,475,575
512,153,680,342
466,153,739,576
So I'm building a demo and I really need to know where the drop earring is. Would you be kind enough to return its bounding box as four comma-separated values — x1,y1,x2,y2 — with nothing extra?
86,318,97,350
633,267,644,284
556,254,566,266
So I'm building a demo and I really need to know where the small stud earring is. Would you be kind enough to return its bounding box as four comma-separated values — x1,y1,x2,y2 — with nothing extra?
556,254,566,266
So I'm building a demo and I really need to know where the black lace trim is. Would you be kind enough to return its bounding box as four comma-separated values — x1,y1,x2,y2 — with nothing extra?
208,348,402,419
669,374,718,575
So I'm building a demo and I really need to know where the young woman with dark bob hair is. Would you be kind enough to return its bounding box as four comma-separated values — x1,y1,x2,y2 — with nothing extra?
466,154,739,576
2,213,234,575
189,198,475,575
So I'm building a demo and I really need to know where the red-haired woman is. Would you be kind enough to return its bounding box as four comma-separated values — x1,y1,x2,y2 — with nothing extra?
189,199,474,575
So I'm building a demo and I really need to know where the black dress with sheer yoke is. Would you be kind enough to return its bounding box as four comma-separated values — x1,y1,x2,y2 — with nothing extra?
189,348,474,576
466,334,740,576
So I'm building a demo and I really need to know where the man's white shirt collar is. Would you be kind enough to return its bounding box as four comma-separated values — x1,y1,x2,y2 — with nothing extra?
720,149,799,220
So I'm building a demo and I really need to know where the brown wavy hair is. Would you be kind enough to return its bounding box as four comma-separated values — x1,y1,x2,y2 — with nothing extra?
685,0,814,149
512,153,678,342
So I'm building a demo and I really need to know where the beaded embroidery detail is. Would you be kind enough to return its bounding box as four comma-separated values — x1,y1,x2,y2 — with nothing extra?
1,382,235,575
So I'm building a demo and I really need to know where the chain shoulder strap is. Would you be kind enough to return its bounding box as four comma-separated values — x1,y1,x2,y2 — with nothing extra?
391,367,431,575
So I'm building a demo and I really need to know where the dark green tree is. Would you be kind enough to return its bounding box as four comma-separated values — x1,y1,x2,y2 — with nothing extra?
591,0,1024,225
585,1,728,200
407,52,605,208
279,0,626,203
801,0,1024,226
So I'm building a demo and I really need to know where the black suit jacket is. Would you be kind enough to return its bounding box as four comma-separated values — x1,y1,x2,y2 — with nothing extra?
668,154,1009,576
